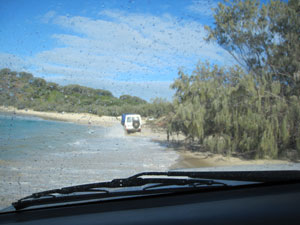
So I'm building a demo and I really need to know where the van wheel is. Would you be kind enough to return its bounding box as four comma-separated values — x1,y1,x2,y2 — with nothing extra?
133,120,140,129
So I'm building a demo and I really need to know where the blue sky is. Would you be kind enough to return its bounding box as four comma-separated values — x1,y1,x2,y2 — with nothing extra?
0,0,233,101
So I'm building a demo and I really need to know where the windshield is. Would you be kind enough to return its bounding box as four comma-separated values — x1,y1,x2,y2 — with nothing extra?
0,0,299,211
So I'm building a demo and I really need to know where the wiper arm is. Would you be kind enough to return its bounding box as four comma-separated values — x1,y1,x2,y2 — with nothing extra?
13,170,300,210
12,172,227,210
133,170,300,183
20,175,224,199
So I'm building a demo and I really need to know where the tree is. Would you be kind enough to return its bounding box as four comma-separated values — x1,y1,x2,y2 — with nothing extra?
119,95,147,105
0,68,11,76
0,68,152,117
19,72,33,81
170,63,300,159
206,0,300,96
32,78,46,87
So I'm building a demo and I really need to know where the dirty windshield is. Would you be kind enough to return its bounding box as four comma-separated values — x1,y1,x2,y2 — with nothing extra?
0,0,299,210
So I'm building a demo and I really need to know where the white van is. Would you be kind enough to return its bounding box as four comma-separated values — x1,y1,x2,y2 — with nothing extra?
124,114,142,133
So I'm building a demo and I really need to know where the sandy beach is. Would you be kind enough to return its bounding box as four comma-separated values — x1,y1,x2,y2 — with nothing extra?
169,148,291,169
0,106,179,141
127,124,291,168
0,106,119,127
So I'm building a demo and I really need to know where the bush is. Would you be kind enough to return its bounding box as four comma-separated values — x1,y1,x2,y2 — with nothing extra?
170,63,300,159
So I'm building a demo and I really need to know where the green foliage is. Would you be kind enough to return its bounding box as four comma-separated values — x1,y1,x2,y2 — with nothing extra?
170,63,300,159
119,95,147,105
167,0,299,159
0,68,171,117
206,0,300,96
146,98,173,118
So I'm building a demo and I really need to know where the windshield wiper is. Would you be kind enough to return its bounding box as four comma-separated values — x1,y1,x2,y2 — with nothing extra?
12,170,300,210
12,173,226,210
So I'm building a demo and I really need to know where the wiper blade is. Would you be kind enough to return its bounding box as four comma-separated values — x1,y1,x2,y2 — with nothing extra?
13,170,300,210
12,172,227,210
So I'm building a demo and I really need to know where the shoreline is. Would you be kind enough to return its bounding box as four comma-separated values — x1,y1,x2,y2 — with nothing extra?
169,148,291,169
127,127,292,168
145,138,292,169
0,105,292,168
0,106,119,127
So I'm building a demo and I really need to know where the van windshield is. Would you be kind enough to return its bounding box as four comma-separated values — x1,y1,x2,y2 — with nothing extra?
0,0,299,211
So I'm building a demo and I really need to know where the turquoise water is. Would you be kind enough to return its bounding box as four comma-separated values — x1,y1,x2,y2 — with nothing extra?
0,113,178,167
0,113,97,160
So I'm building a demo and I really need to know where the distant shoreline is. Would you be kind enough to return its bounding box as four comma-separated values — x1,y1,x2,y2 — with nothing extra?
0,106,119,127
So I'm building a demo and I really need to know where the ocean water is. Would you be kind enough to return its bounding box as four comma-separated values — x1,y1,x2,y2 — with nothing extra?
0,113,92,160
0,113,178,168
0,113,179,208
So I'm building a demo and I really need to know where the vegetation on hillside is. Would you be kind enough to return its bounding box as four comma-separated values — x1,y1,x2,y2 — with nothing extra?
0,68,172,118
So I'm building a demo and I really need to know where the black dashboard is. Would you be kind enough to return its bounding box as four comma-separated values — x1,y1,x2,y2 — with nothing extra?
1,182,300,225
